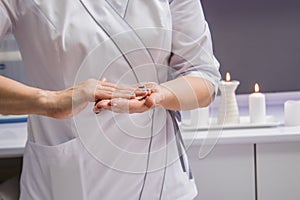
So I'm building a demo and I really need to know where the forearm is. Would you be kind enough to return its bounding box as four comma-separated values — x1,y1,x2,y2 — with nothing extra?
0,75,139,118
0,76,49,115
159,76,216,110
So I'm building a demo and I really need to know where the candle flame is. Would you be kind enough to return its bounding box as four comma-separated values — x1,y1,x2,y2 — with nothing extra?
226,72,231,82
254,83,260,93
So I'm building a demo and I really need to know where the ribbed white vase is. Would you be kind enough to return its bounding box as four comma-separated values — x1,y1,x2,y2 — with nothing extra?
218,81,240,124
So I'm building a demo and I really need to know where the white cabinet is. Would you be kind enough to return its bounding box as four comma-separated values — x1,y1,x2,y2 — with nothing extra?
187,144,255,200
0,34,25,83
257,142,300,200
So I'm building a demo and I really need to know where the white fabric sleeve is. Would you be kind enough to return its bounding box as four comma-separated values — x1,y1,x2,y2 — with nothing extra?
169,0,221,95
0,0,18,40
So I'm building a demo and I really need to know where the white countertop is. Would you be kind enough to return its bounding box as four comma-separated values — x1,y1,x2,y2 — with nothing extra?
0,105,300,158
182,104,300,145
0,122,27,158
183,125,300,146
0,51,22,62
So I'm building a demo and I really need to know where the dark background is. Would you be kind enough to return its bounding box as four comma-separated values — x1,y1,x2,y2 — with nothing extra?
201,0,300,94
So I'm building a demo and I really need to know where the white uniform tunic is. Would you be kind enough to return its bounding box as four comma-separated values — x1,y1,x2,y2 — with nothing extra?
0,0,220,199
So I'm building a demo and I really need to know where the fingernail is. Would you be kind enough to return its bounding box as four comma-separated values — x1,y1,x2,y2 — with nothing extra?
142,88,150,92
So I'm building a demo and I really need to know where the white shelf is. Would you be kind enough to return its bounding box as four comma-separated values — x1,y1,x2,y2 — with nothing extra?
0,106,300,157
0,51,22,62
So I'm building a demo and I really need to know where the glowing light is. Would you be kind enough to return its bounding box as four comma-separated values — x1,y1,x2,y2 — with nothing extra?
226,72,231,82
254,83,260,93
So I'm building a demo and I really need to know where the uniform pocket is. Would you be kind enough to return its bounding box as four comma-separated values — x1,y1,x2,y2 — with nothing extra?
27,137,79,152
20,138,86,200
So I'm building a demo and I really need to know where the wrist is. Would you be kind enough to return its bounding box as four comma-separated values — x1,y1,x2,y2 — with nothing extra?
156,84,179,109
35,89,55,116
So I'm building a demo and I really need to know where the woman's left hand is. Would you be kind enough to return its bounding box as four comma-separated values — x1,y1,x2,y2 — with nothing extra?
94,83,169,114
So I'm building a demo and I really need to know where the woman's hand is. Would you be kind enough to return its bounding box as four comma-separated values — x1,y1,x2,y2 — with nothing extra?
94,82,171,114
43,78,138,118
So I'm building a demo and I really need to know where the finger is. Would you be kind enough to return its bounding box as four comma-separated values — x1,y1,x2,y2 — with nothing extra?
93,106,103,114
98,83,137,97
96,98,151,114
94,92,134,103
134,87,152,101
93,96,109,114
95,99,111,109
99,81,133,91
135,88,150,95
111,91,136,99
96,85,118,92
100,77,107,82
94,90,112,101
144,96,156,108
96,101,126,113
96,85,131,95
95,86,135,100
98,81,118,90
128,100,150,113
94,100,114,113
135,94,147,101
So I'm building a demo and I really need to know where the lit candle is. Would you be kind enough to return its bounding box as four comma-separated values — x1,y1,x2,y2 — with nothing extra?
219,72,237,85
249,83,266,123
218,72,240,124
226,72,231,82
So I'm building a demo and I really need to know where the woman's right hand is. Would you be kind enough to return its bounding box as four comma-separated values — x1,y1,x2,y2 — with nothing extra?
43,78,138,119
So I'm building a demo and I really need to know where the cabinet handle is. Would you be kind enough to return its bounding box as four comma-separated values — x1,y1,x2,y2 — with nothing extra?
0,64,6,70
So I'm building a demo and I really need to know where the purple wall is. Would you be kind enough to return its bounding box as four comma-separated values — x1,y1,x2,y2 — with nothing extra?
202,0,300,94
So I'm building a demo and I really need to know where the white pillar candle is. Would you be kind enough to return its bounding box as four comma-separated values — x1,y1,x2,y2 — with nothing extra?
217,72,240,124
284,101,300,126
249,83,266,123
